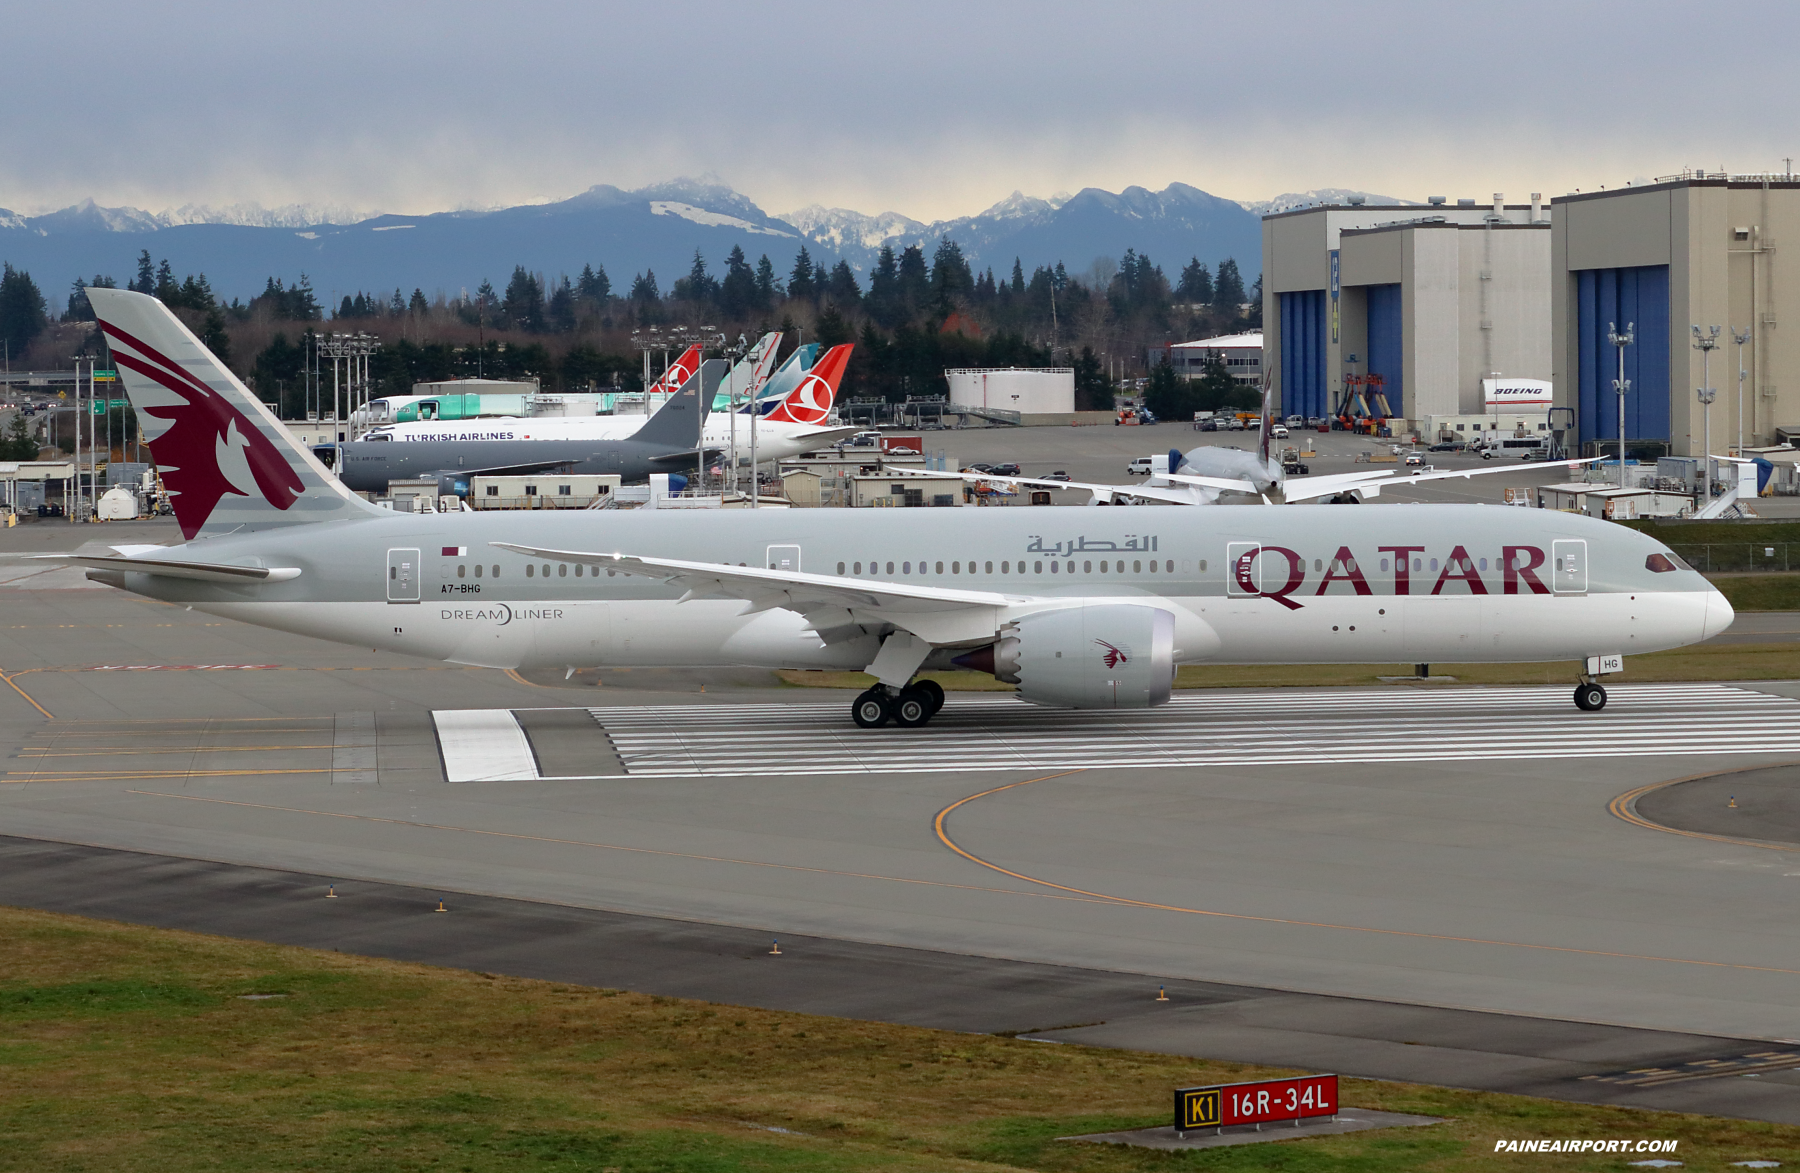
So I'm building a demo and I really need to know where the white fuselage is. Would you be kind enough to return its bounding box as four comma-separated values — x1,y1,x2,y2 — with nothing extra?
363,414,851,464
115,505,1733,674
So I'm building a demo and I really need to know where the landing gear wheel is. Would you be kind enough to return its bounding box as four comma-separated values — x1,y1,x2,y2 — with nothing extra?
911,679,945,716
893,689,933,728
1574,683,1608,711
852,688,892,728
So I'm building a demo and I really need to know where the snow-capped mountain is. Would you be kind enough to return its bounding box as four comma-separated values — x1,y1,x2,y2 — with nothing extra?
2,177,1270,301
1240,189,1417,216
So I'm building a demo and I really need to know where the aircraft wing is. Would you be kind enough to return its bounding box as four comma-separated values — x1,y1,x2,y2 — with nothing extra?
34,553,302,584
490,542,1033,645
1399,457,1595,486
1273,470,1411,503
888,467,1221,506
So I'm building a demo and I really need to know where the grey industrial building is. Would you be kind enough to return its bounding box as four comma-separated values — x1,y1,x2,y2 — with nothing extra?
1551,172,1800,456
1262,196,1552,430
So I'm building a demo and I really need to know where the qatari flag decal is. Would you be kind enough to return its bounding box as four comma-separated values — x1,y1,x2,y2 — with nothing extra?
442,546,466,557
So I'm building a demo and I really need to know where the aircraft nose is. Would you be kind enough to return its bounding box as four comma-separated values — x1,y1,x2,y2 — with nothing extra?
1702,589,1735,641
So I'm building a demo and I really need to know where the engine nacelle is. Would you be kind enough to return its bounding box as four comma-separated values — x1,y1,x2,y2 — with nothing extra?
983,604,1175,709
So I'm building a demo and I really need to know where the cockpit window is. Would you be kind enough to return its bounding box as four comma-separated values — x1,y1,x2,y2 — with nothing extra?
1645,552,1690,573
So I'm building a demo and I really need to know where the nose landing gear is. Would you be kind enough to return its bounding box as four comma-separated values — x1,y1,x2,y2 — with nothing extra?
1574,682,1608,711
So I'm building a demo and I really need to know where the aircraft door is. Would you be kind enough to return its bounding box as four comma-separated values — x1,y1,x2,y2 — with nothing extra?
766,544,801,572
1551,539,1587,594
1226,541,1261,596
387,548,420,602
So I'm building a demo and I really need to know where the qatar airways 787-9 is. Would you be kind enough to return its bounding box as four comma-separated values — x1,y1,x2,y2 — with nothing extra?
62,289,1732,728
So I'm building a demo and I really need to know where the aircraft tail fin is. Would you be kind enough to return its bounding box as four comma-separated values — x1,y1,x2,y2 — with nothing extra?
648,344,702,396
632,358,722,450
1257,369,1276,464
764,344,851,424
86,287,381,540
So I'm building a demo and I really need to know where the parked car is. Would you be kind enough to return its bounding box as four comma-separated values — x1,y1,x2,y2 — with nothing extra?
990,463,1022,477
1126,456,1155,475
1225,417,1246,431
1198,419,1218,431
1246,417,1262,430
963,462,996,474
1268,424,1290,439
1285,414,1305,427
849,430,882,446
1044,470,1072,482
1405,452,1425,466
1427,441,1467,452
1137,410,1158,425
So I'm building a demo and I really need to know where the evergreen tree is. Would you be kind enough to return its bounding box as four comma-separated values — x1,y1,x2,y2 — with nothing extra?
824,260,860,308
200,308,231,362
866,246,901,327
630,270,658,303
547,276,576,333
502,266,545,332
67,278,90,322
0,411,39,461
390,288,406,315
0,264,49,355
786,246,816,300
1247,274,1264,328
1176,257,1213,303
576,263,611,302
719,245,757,319
154,259,176,300
250,332,305,410
131,250,155,295
929,238,974,312
409,289,429,314
897,245,929,318
815,305,853,348
675,249,718,303
1213,258,1246,315
1193,351,1254,412
754,254,777,309
1010,257,1025,295
1143,354,1189,420
1072,345,1115,411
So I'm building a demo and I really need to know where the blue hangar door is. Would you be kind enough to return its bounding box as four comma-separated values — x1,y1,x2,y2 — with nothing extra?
1279,290,1327,419
1576,266,1670,450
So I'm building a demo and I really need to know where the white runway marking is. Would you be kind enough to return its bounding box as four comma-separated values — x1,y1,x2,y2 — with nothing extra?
432,709,540,782
582,684,1800,777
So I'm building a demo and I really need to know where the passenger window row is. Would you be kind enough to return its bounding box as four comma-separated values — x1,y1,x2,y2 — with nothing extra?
833,559,1201,576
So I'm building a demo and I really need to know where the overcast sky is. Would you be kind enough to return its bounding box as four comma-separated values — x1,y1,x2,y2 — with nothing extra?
6,0,1796,221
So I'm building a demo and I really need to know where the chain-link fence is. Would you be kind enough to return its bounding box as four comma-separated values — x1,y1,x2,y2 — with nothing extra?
1669,544,1795,573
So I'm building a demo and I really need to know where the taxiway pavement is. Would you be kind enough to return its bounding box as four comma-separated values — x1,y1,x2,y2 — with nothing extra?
1,537,1799,1123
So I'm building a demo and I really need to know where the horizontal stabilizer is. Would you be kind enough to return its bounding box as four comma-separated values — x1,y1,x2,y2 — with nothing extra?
36,553,302,584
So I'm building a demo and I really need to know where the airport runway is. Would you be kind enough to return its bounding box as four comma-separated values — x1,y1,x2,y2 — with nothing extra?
3,536,1800,1122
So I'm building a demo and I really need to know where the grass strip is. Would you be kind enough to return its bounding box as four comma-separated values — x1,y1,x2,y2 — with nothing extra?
0,906,1797,1171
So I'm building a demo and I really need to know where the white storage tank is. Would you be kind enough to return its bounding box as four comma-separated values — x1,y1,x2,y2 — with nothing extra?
945,368,1074,416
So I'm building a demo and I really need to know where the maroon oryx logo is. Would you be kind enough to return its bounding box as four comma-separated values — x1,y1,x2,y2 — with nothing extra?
1095,639,1129,669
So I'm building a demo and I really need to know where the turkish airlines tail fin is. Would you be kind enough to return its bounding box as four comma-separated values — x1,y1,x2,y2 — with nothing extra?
764,344,851,425
648,344,703,395
86,288,380,540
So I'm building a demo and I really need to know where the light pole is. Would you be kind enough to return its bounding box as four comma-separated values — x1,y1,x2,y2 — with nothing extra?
1693,325,1720,499
1731,326,1752,454
1608,321,1634,489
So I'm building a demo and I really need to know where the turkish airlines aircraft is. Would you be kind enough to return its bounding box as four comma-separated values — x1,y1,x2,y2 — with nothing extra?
67,289,1732,728
360,345,857,463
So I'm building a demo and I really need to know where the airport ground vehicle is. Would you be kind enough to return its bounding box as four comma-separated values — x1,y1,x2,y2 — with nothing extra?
63,289,1733,725
1429,442,1469,453
1268,424,1290,439
1126,456,1155,475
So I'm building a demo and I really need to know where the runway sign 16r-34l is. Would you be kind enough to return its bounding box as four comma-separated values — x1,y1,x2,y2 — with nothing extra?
1175,1074,1338,1134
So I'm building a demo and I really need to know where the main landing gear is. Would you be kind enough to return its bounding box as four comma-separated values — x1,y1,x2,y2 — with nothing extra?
851,678,946,729
1574,682,1608,711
